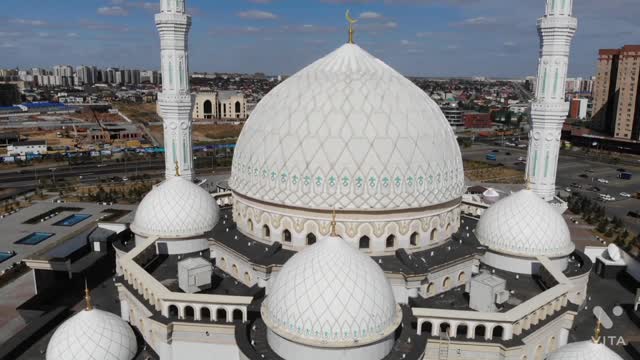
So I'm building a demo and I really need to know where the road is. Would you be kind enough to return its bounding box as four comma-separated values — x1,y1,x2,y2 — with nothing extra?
462,143,640,233
0,155,230,188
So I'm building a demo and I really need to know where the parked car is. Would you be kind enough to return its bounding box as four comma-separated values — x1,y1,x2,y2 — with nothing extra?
517,157,526,161
597,178,609,184
564,187,572,192
620,192,632,198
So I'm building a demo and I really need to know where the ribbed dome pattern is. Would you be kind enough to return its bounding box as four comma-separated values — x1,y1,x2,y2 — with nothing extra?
230,43,464,210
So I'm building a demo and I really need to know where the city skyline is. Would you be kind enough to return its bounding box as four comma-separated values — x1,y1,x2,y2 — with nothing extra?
0,0,638,78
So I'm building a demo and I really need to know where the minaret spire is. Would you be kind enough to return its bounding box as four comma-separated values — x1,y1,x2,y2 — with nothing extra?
84,278,93,311
525,0,577,201
156,0,194,180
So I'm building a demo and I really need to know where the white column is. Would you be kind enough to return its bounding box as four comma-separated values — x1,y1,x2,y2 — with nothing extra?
526,0,577,201
155,0,194,180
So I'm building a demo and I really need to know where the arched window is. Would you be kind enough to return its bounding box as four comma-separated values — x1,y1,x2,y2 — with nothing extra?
439,323,451,336
247,219,253,232
492,325,504,339
548,336,557,352
456,324,468,338
168,305,179,318
203,100,212,117
262,225,270,239
475,324,486,338
216,308,227,322
534,345,544,360
458,271,466,283
410,232,418,246
200,307,211,321
386,235,395,248
421,321,433,335
232,264,239,275
184,306,195,320
223,103,227,116
426,283,435,295
443,276,452,290
359,236,370,249
235,101,241,113
307,233,316,245
219,257,227,270
430,228,438,242
233,309,244,322
282,229,291,242
244,272,251,283
446,223,452,236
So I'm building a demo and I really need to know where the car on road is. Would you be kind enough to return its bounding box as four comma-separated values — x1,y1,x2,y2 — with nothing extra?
579,174,588,178
517,157,526,161
616,168,626,172
492,149,499,153
597,178,609,184
505,152,511,155
620,192,632,198
564,187,572,192
589,186,601,192
122,177,129,182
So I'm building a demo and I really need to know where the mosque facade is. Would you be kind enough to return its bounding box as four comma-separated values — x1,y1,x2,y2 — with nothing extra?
45,1,625,360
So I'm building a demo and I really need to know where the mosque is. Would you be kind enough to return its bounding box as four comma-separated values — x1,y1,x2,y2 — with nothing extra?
42,0,628,360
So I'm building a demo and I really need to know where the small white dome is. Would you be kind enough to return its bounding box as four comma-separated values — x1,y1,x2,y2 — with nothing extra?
230,43,465,211
476,189,574,258
262,235,402,346
46,308,137,360
548,341,623,360
131,176,219,238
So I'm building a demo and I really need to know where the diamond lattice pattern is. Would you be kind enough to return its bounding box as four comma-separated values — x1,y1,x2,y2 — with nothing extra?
46,309,137,360
132,177,219,238
230,44,465,210
263,236,399,343
475,190,574,257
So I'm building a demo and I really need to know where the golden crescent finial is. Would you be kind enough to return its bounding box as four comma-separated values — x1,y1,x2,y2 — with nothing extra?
175,161,180,177
345,9,357,44
592,319,602,343
84,278,93,311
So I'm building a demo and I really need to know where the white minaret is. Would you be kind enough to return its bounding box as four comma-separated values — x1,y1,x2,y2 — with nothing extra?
155,0,194,180
526,0,577,201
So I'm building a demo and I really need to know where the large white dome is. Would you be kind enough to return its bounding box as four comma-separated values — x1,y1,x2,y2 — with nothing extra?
548,341,623,360
46,308,137,360
476,189,574,258
262,235,402,346
230,43,464,210
131,176,219,238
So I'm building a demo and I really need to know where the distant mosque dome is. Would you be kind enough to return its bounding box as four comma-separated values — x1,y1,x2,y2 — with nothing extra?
476,189,574,258
262,234,402,359
46,289,137,360
482,188,500,204
230,43,465,211
548,341,623,360
131,176,219,239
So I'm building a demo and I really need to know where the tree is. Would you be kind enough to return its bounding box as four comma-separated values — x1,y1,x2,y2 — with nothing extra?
596,218,608,233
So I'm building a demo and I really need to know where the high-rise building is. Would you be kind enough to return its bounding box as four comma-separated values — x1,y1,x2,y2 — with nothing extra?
592,45,640,139
525,0,577,201
156,0,194,180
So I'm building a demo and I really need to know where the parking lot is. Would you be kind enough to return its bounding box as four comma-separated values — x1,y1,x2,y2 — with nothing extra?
462,144,640,233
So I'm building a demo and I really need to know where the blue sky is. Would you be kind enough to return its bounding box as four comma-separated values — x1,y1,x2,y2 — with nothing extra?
0,0,638,77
